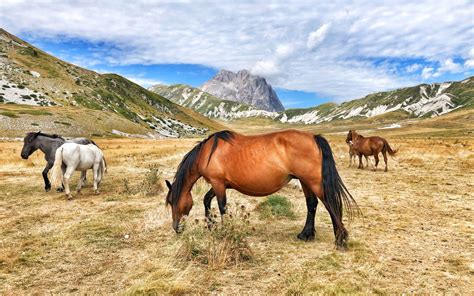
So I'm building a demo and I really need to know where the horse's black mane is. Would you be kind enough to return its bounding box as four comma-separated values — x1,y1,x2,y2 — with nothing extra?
168,130,234,205
27,132,65,141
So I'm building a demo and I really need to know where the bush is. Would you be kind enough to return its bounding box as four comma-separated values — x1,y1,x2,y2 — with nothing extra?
176,205,253,269
122,164,163,196
256,195,296,220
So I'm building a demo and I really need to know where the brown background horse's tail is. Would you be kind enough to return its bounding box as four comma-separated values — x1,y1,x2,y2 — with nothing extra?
314,135,359,221
382,139,397,156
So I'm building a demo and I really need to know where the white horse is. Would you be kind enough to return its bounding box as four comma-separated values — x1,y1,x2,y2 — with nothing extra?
51,143,106,199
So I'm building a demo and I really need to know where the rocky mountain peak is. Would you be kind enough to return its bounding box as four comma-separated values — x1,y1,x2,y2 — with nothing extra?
201,69,284,112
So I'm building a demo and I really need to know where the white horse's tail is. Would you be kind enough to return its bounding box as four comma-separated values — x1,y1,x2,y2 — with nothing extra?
101,156,107,176
51,146,64,188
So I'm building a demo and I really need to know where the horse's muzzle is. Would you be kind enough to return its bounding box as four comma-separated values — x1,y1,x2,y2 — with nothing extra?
173,220,182,233
20,153,28,159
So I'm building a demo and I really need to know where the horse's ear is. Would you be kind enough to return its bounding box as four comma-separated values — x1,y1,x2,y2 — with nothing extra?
165,180,172,190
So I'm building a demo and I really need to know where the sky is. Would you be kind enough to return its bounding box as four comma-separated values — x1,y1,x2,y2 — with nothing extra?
0,0,473,109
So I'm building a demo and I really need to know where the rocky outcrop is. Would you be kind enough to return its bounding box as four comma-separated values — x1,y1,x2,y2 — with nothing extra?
201,69,284,112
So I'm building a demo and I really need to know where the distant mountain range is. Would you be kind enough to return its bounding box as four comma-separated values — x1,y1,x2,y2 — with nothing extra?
1,27,472,137
201,69,284,112
151,75,473,124
149,84,277,120
0,28,222,137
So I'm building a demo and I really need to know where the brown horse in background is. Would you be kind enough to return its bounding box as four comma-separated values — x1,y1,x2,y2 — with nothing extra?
346,130,397,172
165,130,359,249
348,143,369,168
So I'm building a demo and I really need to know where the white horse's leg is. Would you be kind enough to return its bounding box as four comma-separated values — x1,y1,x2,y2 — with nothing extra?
80,171,87,186
93,163,100,194
77,171,86,194
63,166,76,200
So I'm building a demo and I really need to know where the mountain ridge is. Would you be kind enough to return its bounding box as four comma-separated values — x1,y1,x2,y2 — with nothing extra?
151,76,473,125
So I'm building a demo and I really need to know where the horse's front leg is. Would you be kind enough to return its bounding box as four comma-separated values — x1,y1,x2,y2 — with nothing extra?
210,183,227,219
358,155,363,169
42,161,54,192
203,189,216,228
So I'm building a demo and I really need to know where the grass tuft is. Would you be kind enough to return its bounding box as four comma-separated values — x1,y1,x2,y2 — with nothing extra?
122,164,163,196
176,205,253,269
256,195,296,220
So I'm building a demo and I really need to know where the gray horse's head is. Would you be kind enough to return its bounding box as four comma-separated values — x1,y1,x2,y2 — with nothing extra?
21,131,64,159
21,132,42,159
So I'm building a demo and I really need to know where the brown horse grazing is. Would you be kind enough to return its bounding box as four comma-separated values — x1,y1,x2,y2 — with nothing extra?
346,130,397,172
165,130,359,249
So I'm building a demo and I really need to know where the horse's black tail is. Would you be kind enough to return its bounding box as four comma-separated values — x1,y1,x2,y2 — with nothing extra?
314,135,360,222
382,139,397,156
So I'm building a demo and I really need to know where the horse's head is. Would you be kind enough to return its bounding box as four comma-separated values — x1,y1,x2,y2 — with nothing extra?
345,130,354,144
165,179,193,233
21,131,41,159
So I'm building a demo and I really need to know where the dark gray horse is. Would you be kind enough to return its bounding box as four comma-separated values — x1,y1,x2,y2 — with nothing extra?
20,132,96,191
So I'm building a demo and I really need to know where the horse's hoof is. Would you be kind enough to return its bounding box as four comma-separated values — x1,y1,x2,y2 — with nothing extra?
94,191,100,195
76,191,82,195
45,187,51,192
297,231,315,241
336,243,347,251
56,188,64,192
66,194,73,200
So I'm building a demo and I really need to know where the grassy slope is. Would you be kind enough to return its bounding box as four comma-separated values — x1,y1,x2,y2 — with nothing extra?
0,29,224,136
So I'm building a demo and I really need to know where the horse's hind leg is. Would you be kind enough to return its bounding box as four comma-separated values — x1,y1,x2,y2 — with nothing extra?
364,155,369,168
203,189,216,227
93,163,100,194
306,181,348,248
63,166,75,200
358,155,363,169
81,171,87,186
77,171,86,194
383,150,388,172
373,153,380,171
297,182,318,241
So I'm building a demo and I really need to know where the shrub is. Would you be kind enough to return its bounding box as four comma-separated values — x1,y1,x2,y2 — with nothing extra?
256,195,296,220
121,164,163,196
176,205,253,269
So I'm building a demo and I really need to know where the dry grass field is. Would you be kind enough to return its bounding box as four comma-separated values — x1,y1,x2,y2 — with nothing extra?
1,127,473,294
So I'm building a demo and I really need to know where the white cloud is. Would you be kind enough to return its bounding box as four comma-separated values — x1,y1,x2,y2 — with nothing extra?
0,1,472,101
406,63,421,73
465,59,474,69
127,77,165,88
422,67,434,79
438,58,463,73
251,60,280,77
307,24,330,50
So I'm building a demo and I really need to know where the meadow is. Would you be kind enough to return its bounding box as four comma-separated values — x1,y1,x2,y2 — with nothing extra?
0,127,473,294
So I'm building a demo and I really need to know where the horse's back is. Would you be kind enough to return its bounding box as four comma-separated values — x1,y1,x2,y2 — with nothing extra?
199,130,320,195
60,143,102,170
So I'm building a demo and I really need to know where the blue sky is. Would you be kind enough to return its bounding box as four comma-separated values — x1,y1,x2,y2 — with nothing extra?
1,1,473,109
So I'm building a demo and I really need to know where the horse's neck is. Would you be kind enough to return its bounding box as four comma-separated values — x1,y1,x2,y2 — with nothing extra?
184,169,201,192
37,136,64,155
